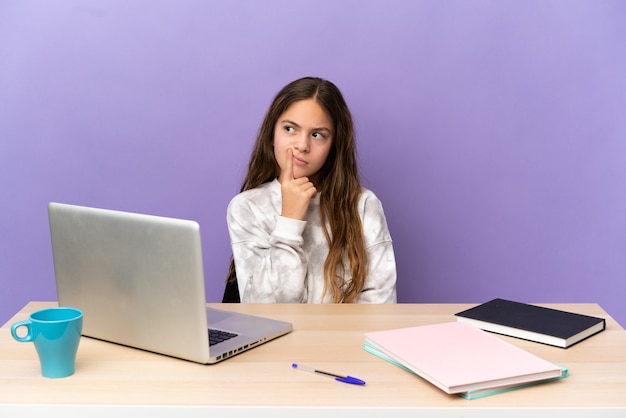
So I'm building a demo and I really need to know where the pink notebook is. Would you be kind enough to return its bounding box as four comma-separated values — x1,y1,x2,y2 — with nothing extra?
364,321,563,394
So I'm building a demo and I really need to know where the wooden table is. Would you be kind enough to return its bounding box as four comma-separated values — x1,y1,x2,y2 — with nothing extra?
1,302,625,417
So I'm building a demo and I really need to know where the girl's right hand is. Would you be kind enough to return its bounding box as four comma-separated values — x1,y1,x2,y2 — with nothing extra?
279,149,317,220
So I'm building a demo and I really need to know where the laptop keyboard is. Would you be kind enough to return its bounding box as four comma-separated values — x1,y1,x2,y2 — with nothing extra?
208,328,238,346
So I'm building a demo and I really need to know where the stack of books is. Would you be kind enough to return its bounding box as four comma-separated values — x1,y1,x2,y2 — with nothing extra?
364,299,606,399
364,321,568,399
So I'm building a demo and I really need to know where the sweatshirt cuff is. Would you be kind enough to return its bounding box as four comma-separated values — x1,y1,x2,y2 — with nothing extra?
274,216,307,241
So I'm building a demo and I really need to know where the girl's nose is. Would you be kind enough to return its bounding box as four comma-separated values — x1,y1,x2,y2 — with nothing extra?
293,134,310,153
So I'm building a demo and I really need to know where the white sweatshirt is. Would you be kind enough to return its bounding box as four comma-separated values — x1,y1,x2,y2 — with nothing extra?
227,179,397,303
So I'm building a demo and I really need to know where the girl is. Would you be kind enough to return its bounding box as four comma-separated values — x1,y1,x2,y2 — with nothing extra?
226,77,397,303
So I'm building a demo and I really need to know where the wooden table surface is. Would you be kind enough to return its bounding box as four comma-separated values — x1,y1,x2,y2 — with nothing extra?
1,301,625,417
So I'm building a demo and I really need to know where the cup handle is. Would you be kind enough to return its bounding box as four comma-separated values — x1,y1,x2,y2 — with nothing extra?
11,320,34,342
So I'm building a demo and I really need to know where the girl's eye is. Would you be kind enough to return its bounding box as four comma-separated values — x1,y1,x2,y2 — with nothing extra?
284,126,295,133
312,132,326,139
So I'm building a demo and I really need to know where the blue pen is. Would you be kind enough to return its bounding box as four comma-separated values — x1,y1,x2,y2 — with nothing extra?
292,363,366,385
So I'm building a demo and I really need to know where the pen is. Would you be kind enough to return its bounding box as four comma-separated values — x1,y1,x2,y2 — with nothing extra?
292,363,366,385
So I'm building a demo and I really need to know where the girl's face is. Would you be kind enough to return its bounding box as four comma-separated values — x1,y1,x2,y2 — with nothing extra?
273,99,333,183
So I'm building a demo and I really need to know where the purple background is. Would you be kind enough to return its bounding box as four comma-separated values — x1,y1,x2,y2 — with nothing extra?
1,1,625,327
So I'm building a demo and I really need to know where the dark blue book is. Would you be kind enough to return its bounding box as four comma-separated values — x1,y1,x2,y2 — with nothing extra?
455,298,606,348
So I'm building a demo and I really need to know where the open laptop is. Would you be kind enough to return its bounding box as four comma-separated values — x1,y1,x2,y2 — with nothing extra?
48,202,292,364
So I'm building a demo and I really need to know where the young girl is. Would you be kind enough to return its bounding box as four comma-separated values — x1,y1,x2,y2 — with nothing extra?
226,77,397,303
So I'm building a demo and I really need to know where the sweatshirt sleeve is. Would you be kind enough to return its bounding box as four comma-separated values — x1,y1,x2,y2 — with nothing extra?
227,193,309,303
357,191,398,304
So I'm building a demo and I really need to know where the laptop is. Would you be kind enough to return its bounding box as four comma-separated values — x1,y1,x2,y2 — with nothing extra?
48,202,292,364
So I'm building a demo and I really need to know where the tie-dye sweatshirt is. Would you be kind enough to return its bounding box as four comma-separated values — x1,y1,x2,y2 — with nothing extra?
227,179,397,303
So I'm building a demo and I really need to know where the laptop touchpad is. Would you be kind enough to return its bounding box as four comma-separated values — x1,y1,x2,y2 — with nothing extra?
207,308,237,323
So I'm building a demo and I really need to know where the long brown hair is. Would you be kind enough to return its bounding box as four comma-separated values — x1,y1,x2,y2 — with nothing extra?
227,77,368,303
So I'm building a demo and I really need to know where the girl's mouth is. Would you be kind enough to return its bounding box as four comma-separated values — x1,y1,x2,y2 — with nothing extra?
293,155,307,165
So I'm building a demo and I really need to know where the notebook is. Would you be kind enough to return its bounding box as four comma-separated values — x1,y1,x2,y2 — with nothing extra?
48,202,292,364
455,298,606,348
364,321,565,395
363,340,568,400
